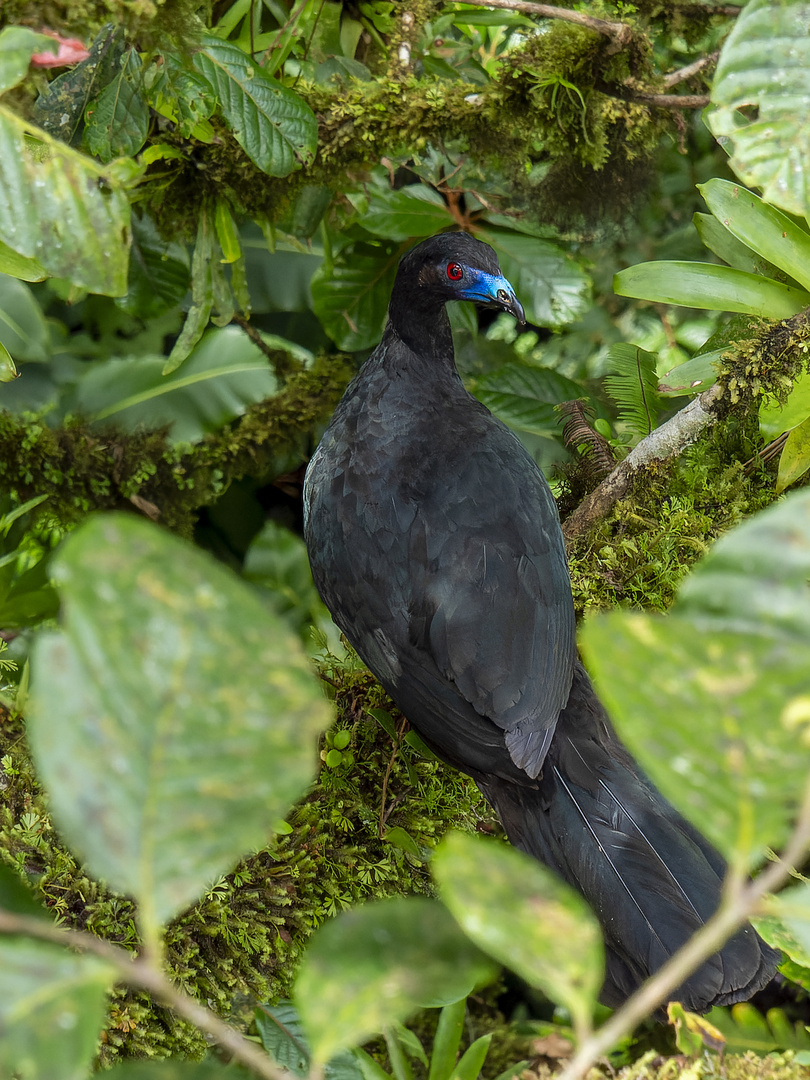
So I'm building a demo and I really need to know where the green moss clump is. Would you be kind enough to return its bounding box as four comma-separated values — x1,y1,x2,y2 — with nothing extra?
0,355,353,538
0,653,495,1066
718,312,810,412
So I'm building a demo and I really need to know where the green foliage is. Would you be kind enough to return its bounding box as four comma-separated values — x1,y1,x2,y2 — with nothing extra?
706,0,810,217
602,344,661,440
581,490,810,870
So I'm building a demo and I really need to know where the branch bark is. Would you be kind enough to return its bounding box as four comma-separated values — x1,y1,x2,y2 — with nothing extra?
562,384,723,543
0,910,289,1080
445,0,632,43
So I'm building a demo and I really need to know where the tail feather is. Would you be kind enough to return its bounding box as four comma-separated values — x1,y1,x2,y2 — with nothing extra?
479,662,780,1013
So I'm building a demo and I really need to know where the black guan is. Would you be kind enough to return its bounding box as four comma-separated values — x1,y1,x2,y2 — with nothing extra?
303,232,778,1011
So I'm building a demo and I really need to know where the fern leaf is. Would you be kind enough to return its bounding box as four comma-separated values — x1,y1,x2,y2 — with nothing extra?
603,344,661,438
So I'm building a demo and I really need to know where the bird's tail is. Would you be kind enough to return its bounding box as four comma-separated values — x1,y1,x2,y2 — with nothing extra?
478,663,780,1012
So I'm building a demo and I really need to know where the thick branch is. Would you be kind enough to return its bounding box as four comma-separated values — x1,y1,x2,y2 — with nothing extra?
558,776,810,1080
627,91,710,109
562,385,722,543
446,0,632,43
0,911,288,1080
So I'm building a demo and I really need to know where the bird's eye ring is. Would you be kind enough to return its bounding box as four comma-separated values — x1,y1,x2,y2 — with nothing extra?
446,262,463,281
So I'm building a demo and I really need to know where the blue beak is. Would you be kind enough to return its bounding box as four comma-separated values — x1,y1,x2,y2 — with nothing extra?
459,269,526,326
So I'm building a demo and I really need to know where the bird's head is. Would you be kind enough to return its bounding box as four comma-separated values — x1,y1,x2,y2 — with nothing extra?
393,232,526,326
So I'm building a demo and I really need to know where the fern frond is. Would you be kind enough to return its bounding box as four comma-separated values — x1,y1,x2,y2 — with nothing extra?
557,400,616,477
603,344,661,438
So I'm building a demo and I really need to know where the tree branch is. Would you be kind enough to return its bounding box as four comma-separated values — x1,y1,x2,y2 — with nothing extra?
662,51,719,88
626,91,710,109
557,775,810,1080
562,385,722,543
445,0,632,43
0,911,289,1080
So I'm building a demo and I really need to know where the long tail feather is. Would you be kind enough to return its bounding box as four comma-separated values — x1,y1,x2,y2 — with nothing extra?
479,662,780,1012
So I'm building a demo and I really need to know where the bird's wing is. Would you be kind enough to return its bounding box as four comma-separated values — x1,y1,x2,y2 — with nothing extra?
403,434,576,779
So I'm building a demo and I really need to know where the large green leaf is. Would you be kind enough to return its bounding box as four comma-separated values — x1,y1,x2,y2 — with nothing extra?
0,274,50,362
0,26,56,95
193,36,317,177
580,491,810,869
0,938,114,1080
476,227,591,328
105,1065,241,1079
707,0,810,218
613,260,810,318
28,514,331,936
85,46,149,163
698,179,810,292
352,185,455,241
658,350,724,396
295,896,498,1063
74,325,276,442
473,364,583,435
432,832,602,1035
0,105,131,295
311,243,402,351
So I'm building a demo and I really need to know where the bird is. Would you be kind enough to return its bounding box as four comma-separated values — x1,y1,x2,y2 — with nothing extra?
303,231,779,1012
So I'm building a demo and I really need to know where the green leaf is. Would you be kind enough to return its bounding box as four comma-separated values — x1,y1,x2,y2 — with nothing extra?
33,24,124,146
215,199,241,264
453,1034,492,1080
707,0,810,217
0,238,47,282
474,364,583,436
0,275,50,362
0,937,114,1080
117,211,190,320
697,179,810,292
384,826,421,857
0,860,50,919
777,414,810,492
295,896,498,1063
105,1065,243,1079
760,370,810,438
255,1000,367,1080
0,104,131,295
27,513,331,934
0,27,57,95
354,185,455,241
84,47,149,163
164,207,214,373
755,912,810,968
704,1001,810,1055
0,339,18,381
658,350,723,396
311,243,402,351
74,325,276,442
244,519,335,644
603,343,660,437
613,260,810,318
581,491,810,868
428,998,466,1080
477,228,591,328
147,52,217,139
693,212,777,276
432,832,603,1035
193,35,317,177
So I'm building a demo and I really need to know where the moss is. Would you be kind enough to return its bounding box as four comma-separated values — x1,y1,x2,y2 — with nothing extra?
0,355,353,538
566,431,780,618
717,313,810,413
0,654,495,1065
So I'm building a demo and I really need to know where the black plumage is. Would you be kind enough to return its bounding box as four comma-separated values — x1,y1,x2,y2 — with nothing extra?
303,232,778,1011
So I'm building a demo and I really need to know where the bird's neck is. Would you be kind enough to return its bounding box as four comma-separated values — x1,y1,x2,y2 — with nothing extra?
385,300,455,367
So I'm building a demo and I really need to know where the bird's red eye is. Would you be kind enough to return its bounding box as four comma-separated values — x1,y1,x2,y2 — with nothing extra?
446,262,463,281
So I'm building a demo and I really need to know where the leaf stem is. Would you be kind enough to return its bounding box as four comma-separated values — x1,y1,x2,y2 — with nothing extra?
0,910,289,1080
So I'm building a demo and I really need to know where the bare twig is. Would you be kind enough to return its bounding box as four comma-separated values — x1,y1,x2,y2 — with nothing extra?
663,51,719,88
447,0,632,43
562,385,723,543
558,776,810,1080
0,911,289,1080
628,91,711,109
